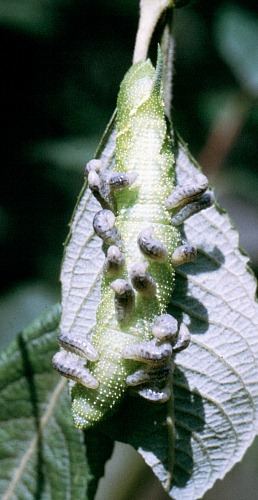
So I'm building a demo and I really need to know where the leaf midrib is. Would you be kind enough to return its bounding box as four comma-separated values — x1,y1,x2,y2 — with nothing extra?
2,378,67,500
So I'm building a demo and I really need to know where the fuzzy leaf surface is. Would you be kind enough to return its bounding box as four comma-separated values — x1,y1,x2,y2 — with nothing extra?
59,117,258,499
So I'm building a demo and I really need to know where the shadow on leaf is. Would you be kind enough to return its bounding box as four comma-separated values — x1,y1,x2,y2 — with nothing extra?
173,368,205,488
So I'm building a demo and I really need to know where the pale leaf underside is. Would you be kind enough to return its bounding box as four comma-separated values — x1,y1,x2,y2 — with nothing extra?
167,139,258,498
59,128,258,499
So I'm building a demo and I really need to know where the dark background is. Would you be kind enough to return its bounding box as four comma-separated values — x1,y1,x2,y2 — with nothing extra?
1,1,258,498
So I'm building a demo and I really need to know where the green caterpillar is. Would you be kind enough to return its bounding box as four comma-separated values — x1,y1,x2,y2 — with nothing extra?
53,49,213,429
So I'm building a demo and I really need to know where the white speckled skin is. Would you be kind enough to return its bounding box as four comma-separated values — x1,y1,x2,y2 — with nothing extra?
71,56,180,429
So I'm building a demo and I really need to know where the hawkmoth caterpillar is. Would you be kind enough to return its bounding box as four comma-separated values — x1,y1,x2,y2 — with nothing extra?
53,49,214,429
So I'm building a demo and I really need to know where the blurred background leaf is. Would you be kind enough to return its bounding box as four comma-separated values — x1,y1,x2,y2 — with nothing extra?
1,1,258,499
0,0,71,37
215,3,258,95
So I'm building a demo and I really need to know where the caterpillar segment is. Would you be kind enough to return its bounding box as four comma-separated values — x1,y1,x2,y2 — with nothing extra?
122,338,173,364
85,159,111,210
135,385,172,403
173,323,191,353
171,243,197,266
92,209,122,246
57,332,99,361
170,190,215,226
108,171,138,191
130,262,157,298
110,279,135,324
53,51,214,429
122,312,189,402
85,158,138,212
104,245,124,275
126,364,171,386
53,350,99,389
165,172,209,209
137,227,168,262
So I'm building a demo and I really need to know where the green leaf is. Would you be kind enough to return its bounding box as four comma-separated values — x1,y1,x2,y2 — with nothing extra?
0,304,91,499
215,4,258,95
59,117,258,499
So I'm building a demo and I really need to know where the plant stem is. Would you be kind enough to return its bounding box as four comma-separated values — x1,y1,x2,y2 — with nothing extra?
133,0,173,63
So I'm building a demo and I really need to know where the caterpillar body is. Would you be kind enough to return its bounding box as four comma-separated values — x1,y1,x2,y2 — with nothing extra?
53,50,214,429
